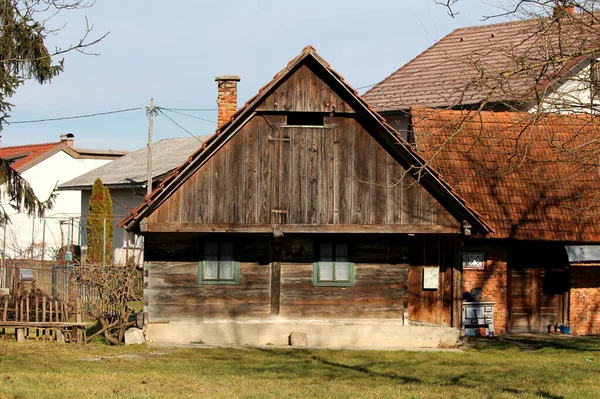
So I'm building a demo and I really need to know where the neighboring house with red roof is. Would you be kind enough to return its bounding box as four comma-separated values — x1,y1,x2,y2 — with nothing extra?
411,107,600,336
358,6,600,337
0,134,125,266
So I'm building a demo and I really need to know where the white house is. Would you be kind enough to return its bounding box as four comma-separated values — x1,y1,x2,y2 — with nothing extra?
0,134,125,264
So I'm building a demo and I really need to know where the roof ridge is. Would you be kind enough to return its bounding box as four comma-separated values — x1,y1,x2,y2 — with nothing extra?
451,15,548,32
0,141,61,150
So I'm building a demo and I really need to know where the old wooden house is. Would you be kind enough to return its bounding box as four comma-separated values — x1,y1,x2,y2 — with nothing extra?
120,47,494,348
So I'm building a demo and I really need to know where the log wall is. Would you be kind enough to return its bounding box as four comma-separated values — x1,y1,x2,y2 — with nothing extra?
145,234,419,323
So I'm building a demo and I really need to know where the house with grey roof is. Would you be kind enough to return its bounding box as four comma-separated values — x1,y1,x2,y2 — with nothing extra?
363,6,600,134
59,136,207,265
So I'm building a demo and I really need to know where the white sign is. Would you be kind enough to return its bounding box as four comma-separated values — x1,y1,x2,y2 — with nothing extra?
423,267,439,290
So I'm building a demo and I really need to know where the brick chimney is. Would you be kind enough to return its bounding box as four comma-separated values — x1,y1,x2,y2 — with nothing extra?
215,75,240,129
59,133,74,147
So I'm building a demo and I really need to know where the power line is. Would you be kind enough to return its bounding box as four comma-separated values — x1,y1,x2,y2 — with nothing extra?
356,83,376,90
161,107,217,112
9,107,145,124
157,109,204,142
159,107,217,124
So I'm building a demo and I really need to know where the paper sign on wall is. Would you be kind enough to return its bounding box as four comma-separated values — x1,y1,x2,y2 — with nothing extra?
423,267,439,290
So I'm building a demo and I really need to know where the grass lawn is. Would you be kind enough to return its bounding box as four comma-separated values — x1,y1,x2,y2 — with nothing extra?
0,336,599,399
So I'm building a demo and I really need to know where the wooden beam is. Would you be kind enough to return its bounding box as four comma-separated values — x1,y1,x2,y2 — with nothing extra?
270,261,281,318
144,222,461,234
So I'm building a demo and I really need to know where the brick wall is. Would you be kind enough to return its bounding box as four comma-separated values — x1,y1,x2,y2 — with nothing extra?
462,247,508,334
569,266,600,335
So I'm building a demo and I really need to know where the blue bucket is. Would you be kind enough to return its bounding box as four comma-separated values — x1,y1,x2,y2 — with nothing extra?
560,325,570,334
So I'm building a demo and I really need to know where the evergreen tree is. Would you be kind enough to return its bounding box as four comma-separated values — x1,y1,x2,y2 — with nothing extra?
86,178,113,265
0,1,103,223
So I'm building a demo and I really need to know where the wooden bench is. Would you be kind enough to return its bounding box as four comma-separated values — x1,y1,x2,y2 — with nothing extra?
0,321,90,343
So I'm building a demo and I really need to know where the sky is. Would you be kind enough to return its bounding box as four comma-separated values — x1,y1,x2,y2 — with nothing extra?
3,0,506,151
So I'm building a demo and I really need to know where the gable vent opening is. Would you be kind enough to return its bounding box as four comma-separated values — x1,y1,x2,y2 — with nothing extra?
286,112,324,126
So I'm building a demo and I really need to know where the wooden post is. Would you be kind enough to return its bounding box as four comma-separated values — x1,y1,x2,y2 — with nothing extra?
35,296,39,337
451,238,463,330
25,296,29,322
2,297,6,335
42,297,46,322
16,328,25,343
49,299,53,322
270,239,281,318
63,302,68,322
56,329,65,344
76,300,82,323
20,299,23,321
147,97,155,197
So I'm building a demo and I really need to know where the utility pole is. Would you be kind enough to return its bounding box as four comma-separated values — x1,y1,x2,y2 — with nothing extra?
146,98,155,197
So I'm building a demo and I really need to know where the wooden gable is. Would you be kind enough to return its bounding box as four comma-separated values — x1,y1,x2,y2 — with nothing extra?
145,62,459,233
123,46,491,235
256,63,353,113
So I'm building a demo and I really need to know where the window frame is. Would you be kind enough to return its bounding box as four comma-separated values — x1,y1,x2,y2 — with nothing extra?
462,251,486,270
198,242,240,285
313,243,355,287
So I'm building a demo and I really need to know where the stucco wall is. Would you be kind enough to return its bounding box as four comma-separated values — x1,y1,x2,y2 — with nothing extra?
529,61,597,114
1,151,113,260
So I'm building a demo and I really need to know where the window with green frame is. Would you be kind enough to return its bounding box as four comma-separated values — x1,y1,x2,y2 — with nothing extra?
198,242,239,285
313,243,355,287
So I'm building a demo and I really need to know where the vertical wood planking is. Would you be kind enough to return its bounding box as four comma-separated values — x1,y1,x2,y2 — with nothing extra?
288,128,303,224
352,120,365,224
325,128,335,224
373,138,386,225
280,128,291,223
337,123,350,224
307,129,318,224
333,127,340,224
243,122,257,224
144,113,460,229
258,119,272,223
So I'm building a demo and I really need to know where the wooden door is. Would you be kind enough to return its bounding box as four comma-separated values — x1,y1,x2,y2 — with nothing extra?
509,268,566,333
407,238,455,327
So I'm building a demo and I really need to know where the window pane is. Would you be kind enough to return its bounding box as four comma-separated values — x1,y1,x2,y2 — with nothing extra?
335,244,348,262
220,242,234,260
319,262,334,281
334,262,350,281
320,244,333,261
205,242,218,257
220,261,234,280
204,261,219,280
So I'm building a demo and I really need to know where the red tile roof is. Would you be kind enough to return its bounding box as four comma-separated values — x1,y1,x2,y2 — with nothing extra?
364,13,599,111
412,107,600,241
0,142,63,172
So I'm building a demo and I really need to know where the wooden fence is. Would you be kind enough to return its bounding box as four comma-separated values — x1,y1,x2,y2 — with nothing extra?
1,295,79,323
